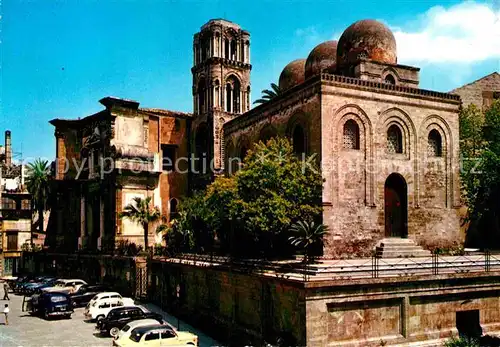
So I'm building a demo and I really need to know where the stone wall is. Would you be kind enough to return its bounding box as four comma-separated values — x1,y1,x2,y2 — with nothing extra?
148,260,306,346
306,273,500,346
451,72,500,109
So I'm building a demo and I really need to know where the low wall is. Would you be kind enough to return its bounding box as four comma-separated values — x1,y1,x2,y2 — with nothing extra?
306,273,500,346
147,260,307,346
20,252,141,298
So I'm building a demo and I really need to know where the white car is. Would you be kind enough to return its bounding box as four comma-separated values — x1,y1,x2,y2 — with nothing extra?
84,298,136,321
43,279,87,294
115,318,173,341
88,292,134,307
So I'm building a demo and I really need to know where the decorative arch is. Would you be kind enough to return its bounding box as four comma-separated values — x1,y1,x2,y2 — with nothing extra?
286,112,310,155
225,74,241,113
381,67,400,85
379,107,418,205
259,124,278,143
419,114,455,208
332,104,374,206
197,76,207,114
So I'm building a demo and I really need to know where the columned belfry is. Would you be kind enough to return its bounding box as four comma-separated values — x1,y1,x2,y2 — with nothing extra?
191,19,251,187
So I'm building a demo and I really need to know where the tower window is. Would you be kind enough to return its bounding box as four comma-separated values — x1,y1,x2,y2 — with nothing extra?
224,38,230,59
230,40,236,60
162,145,176,171
427,129,442,157
387,125,403,154
343,120,360,150
385,74,396,85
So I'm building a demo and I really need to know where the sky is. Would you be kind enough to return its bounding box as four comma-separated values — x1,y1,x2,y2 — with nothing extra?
1,0,499,161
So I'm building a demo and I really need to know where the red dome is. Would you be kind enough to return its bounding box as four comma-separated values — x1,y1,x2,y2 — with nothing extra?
305,40,338,79
279,59,306,91
337,19,397,73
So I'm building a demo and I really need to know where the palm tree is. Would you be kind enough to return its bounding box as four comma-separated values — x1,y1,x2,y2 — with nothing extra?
288,220,329,264
253,83,282,105
26,159,51,245
119,197,161,249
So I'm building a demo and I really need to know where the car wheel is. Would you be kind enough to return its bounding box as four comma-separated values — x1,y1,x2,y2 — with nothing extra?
43,310,50,320
96,315,104,322
109,327,120,338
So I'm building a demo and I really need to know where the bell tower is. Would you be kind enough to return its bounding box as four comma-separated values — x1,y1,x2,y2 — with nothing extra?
191,19,252,187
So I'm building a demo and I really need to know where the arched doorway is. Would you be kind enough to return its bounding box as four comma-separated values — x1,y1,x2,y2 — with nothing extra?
384,173,408,238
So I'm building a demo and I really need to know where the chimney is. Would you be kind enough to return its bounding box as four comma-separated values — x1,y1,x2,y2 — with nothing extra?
5,130,12,167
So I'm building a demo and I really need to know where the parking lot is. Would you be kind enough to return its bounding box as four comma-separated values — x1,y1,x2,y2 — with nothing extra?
0,294,220,347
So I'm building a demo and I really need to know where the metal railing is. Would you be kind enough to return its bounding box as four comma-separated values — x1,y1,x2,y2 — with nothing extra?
153,251,500,282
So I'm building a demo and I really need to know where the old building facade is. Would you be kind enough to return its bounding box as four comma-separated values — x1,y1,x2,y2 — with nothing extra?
0,130,32,275
223,19,462,257
49,97,190,250
451,72,500,109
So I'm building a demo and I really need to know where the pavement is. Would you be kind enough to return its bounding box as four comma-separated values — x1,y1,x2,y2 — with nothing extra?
0,293,220,347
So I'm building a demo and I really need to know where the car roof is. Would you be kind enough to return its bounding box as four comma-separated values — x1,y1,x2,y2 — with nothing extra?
96,292,121,296
126,319,161,329
131,324,172,335
109,306,138,313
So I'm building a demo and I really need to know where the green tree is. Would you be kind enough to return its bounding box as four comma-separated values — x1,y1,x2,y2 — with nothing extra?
461,100,500,249
119,197,161,249
288,221,329,263
253,83,282,105
26,159,51,245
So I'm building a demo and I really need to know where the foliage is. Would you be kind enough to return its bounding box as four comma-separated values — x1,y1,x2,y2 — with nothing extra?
170,137,323,258
253,83,282,105
114,240,142,256
21,242,42,252
460,100,500,249
119,197,161,249
288,221,328,263
443,336,480,347
26,159,51,244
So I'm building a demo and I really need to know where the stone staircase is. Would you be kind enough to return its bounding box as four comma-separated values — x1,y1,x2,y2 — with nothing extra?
375,238,432,258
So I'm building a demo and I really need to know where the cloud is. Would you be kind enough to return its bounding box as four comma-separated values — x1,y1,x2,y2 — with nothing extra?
393,1,500,63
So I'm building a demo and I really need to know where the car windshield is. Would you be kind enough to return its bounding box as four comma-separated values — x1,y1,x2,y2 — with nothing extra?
50,296,67,303
54,281,65,287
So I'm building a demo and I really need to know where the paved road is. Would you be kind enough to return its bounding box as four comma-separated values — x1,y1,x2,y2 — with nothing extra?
0,294,220,347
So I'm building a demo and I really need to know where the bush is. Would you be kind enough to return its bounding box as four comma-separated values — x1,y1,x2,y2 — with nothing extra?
444,336,480,347
115,240,142,256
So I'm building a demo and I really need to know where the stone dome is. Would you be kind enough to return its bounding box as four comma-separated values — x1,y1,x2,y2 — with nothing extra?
279,59,306,91
337,19,397,71
305,40,338,79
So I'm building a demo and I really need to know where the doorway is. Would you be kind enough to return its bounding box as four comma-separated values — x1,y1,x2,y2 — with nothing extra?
384,173,408,238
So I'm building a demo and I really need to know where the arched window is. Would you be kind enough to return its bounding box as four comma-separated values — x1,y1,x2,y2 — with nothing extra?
387,125,403,154
385,74,396,85
225,76,241,113
224,38,230,59
260,126,277,143
343,120,360,150
246,86,251,111
292,125,306,155
428,129,442,157
230,40,236,60
214,80,220,108
197,78,206,114
169,198,178,221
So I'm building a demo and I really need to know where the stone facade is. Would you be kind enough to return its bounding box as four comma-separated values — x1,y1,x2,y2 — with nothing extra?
191,19,251,188
49,97,191,250
450,72,500,109
223,19,463,257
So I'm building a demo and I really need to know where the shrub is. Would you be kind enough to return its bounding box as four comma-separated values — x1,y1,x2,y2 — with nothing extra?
444,336,480,347
115,240,142,256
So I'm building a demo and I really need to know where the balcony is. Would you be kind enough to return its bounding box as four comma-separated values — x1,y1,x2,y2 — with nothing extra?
0,209,31,220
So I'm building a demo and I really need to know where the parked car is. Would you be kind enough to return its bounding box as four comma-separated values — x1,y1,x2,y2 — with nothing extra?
84,299,134,322
43,279,87,294
13,275,37,293
23,277,57,296
69,284,108,307
87,292,135,307
114,319,173,342
97,306,163,337
113,325,198,347
28,292,74,319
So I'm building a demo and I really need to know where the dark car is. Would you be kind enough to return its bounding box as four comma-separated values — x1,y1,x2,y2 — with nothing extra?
97,306,163,337
22,277,57,296
70,284,108,307
29,292,74,319
13,275,37,293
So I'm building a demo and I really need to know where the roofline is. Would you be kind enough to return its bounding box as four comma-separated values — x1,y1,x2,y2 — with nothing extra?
450,71,500,93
